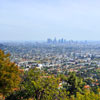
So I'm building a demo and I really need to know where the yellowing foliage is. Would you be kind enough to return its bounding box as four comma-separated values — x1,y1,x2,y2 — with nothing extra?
0,49,21,96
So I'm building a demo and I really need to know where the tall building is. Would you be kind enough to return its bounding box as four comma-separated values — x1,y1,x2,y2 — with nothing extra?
47,38,52,43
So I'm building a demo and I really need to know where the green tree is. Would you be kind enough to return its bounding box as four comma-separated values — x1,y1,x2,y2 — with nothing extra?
0,50,21,98
64,72,85,96
23,68,66,100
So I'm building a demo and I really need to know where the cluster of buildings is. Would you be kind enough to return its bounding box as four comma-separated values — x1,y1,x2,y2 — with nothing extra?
1,42,100,81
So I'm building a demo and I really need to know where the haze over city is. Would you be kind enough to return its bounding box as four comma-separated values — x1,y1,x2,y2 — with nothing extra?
0,0,100,41
2,0,100,100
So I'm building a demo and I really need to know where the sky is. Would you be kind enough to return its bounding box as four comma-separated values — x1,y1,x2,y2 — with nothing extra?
0,0,100,41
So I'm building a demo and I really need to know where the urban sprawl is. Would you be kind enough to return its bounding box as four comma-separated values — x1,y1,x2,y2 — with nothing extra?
1,39,100,87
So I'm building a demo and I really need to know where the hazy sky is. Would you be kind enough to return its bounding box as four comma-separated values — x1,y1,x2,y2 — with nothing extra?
0,0,100,41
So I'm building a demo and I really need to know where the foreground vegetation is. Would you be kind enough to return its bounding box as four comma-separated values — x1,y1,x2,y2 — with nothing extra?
0,49,100,100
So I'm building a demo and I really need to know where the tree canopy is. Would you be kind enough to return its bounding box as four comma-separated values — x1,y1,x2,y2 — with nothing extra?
0,49,21,96
22,68,66,100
